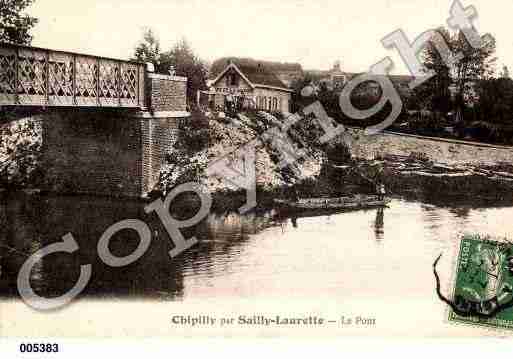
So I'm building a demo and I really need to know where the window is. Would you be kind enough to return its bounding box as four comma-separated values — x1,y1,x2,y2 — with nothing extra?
268,97,272,111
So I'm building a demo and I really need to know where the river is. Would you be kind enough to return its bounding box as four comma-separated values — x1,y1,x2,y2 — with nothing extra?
1,194,512,337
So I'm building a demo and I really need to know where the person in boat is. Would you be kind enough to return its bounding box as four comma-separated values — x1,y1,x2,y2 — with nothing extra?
373,164,386,201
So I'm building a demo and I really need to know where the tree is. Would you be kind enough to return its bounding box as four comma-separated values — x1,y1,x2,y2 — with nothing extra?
0,0,38,45
132,28,161,69
452,30,496,121
420,28,496,122
476,77,513,125
419,28,453,117
159,38,208,107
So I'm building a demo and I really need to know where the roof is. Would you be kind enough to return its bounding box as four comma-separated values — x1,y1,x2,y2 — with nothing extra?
304,69,418,86
211,57,303,78
210,59,292,91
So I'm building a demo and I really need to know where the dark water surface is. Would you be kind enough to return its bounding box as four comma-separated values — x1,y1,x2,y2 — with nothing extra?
1,194,513,302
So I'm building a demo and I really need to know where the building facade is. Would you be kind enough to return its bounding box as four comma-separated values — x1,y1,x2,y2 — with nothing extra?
207,60,294,113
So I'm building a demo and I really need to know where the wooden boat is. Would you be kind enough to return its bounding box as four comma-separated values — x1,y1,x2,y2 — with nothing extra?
274,194,390,213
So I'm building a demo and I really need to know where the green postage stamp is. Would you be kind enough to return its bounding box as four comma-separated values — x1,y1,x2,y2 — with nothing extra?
442,235,513,331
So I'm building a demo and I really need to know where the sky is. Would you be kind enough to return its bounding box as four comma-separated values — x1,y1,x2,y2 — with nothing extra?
26,0,513,75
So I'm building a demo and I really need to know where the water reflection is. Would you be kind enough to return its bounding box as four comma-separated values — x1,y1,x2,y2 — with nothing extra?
1,194,513,302
0,194,280,301
0,195,185,299
374,208,384,241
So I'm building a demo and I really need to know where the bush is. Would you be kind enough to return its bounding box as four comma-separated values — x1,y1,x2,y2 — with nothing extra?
324,141,352,165
176,109,210,154
0,118,42,188
159,151,207,193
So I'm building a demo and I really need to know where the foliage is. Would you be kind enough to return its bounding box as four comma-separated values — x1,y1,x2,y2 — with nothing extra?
417,28,453,114
158,110,209,193
159,151,207,194
159,38,209,106
0,118,42,188
131,28,161,68
324,141,352,165
132,31,208,107
475,77,513,125
0,0,38,45
0,0,41,188
452,31,496,114
420,28,496,120
290,73,406,130
174,109,210,155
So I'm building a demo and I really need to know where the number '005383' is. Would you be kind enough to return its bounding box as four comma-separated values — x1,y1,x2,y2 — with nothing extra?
19,343,59,353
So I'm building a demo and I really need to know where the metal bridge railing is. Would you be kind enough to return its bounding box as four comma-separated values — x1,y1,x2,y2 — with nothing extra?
0,43,146,108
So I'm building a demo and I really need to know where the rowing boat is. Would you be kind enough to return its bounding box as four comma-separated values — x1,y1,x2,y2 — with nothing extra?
274,194,390,213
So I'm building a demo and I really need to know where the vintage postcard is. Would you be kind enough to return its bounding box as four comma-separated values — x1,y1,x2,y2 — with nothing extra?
1,0,513,353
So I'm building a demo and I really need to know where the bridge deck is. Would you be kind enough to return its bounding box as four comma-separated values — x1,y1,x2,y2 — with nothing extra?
0,43,146,108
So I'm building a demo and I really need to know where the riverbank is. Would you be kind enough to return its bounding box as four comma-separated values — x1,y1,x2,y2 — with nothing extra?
348,128,513,165
373,154,513,205
341,128,513,204
3,111,512,210
154,111,513,212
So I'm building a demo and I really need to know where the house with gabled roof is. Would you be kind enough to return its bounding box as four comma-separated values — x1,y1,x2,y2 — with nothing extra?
206,59,294,113
210,57,303,88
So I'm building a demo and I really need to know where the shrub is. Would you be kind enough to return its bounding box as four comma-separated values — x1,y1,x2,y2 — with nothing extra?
0,118,42,188
176,109,210,154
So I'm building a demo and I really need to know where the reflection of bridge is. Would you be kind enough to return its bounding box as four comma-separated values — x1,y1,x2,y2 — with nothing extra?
1,43,190,198
0,43,146,108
